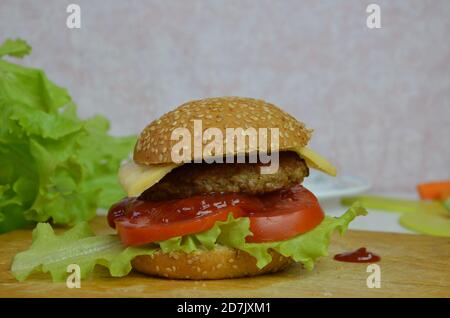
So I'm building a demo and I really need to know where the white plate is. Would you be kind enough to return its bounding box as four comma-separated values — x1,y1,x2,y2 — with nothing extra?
302,170,371,200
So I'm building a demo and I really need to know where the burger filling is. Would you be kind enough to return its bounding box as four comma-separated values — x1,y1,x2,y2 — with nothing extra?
108,152,366,270
12,150,366,281
139,151,309,201
108,184,324,245
107,151,367,270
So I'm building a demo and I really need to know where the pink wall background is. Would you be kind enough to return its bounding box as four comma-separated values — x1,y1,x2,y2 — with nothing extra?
1,0,449,195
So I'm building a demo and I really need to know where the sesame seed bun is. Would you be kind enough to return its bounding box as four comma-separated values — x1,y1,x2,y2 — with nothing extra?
132,246,293,279
134,97,313,165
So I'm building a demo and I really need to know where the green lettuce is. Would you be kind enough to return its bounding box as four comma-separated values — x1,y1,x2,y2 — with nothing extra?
0,38,135,233
234,203,367,269
0,39,31,58
11,203,366,281
11,222,156,282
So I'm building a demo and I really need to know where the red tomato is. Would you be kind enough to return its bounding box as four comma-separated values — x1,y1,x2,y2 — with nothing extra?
108,185,324,245
245,186,325,242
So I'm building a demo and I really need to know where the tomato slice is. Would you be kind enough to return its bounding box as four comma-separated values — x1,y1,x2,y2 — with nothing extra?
108,185,324,245
246,186,325,242
109,195,246,246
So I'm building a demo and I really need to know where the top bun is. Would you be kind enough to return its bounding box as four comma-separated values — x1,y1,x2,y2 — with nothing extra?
134,97,312,165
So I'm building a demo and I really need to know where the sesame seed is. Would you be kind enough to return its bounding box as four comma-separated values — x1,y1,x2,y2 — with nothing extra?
134,97,311,164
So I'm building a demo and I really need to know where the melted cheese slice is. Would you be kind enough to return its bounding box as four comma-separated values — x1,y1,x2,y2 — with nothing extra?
119,147,336,197
292,147,337,177
118,162,179,197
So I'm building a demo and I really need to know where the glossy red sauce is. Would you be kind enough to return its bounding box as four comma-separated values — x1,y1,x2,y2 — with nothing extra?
108,185,317,228
108,193,250,228
107,185,325,245
333,247,381,263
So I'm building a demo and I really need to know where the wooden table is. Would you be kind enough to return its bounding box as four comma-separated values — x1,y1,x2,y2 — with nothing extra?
0,217,449,298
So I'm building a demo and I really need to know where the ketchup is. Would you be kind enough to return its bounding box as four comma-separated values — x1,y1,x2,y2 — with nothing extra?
107,185,326,245
107,185,317,228
333,247,381,263
107,192,253,228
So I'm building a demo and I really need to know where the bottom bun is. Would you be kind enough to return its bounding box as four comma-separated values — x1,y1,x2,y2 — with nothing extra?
132,246,293,280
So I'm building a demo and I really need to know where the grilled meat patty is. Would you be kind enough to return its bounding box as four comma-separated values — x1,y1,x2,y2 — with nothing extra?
140,151,309,201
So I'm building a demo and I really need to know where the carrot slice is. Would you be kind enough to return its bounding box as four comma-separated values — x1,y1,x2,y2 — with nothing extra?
417,181,450,200
438,189,450,201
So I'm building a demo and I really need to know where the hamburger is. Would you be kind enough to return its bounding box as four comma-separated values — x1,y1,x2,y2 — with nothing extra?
107,96,365,280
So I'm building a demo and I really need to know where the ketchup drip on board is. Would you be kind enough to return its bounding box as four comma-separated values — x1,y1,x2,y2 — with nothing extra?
333,247,380,263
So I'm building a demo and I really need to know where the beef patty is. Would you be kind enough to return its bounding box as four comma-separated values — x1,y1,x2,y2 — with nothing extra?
140,151,309,201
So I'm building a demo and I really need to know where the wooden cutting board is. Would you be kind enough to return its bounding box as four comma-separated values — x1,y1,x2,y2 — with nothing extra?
0,216,449,298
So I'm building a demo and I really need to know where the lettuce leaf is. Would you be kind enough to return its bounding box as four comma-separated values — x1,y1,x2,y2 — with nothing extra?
11,203,366,282
233,203,367,269
0,39,31,58
11,222,156,282
0,38,135,233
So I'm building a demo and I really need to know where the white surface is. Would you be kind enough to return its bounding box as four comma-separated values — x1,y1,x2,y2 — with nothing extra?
303,171,371,200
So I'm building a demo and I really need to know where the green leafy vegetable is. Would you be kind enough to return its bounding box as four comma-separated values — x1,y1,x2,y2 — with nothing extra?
0,38,135,233
11,203,366,281
0,39,31,58
219,202,367,269
12,222,156,282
